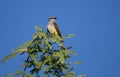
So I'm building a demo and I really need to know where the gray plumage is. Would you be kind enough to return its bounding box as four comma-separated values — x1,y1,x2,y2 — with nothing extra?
46,16,62,37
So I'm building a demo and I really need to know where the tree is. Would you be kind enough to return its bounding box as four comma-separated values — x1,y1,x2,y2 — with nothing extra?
1,26,83,77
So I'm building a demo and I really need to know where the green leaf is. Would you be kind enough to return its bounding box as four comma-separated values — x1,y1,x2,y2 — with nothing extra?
45,39,52,49
63,34,74,39
14,70,22,76
4,70,22,77
5,73,12,76
17,41,32,49
77,74,86,77
69,51,77,55
59,51,65,63
38,32,46,39
32,32,39,39
64,72,75,77
32,31,46,39
73,61,82,64
34,26,42,32
15,48,27,53
1,51,18,63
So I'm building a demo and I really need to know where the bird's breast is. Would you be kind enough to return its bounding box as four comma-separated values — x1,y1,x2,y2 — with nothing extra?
47,25,57,35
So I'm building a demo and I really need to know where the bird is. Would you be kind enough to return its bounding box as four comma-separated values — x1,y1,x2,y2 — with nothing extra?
46,16,62,38
46,16,65,49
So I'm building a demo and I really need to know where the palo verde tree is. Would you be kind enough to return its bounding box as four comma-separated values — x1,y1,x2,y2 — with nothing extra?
1,26,84,77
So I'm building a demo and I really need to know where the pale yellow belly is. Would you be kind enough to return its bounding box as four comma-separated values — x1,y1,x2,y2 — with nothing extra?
47,25,58,35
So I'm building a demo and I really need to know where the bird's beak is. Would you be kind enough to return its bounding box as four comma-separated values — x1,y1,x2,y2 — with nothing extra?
54,17,57,19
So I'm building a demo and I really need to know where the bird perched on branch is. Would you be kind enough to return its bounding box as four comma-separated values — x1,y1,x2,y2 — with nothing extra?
46,16,62,38
46,16,65,49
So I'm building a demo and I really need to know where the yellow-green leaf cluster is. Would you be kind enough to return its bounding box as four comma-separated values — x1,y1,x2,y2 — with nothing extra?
1,26,82,77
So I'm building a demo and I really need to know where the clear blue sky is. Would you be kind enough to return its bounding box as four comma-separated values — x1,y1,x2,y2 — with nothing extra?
0,0,120,77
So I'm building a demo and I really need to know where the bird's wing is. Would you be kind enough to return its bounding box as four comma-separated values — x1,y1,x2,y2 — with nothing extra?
46,25,50,33
54,22,62,37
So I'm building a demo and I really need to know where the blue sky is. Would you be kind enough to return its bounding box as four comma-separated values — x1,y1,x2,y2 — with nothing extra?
0,0,120,77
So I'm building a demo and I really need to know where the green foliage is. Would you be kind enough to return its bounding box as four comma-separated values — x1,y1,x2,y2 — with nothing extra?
1,26,82,77
4,70,22,77
63,34,74,39
1,51,18,63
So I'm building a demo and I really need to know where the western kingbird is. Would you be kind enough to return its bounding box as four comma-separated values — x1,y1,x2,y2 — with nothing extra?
46,16,65,49
46,16,62,38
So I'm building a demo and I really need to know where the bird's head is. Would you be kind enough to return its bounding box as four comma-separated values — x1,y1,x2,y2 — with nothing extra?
49,16,57,19
48,16,57,23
